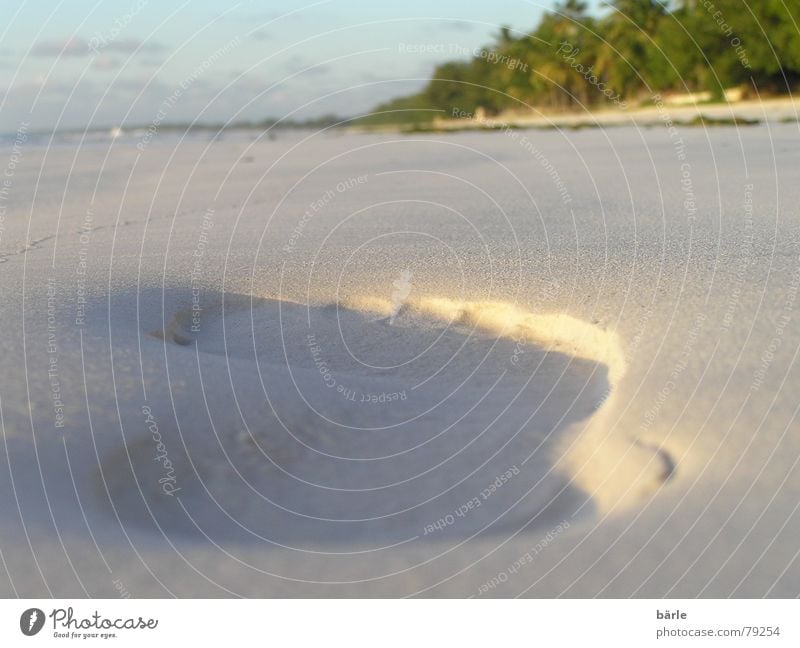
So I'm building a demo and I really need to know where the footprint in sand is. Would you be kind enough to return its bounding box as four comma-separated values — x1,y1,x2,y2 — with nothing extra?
101,290,673,547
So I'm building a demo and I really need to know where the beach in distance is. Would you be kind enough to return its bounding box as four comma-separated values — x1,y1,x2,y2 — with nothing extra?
1,120,798,597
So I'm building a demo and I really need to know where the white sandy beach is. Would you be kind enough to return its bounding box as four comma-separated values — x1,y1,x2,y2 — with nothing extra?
0,121,799,597
357,96,800,133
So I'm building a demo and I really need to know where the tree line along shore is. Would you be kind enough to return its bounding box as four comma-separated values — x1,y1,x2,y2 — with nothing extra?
357,0,800,128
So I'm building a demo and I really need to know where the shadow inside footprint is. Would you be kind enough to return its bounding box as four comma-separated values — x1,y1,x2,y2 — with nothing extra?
103,290,610,549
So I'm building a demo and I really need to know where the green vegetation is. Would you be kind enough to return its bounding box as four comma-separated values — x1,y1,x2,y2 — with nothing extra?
683,114,760,126
358,0,800,127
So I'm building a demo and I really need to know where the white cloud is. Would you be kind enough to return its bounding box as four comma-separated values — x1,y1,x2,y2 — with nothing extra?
31,37,166,58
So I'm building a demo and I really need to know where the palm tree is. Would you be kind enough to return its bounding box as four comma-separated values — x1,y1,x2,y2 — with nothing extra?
594,0,670,99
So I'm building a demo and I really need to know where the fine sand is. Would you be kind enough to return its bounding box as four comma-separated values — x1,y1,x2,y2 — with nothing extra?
0,122,798,596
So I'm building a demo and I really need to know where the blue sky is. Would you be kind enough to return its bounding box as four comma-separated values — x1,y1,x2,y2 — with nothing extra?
0,0,603,133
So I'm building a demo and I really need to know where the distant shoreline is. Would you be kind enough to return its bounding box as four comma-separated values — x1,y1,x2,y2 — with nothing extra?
5,95,797,141
349,96,800,134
